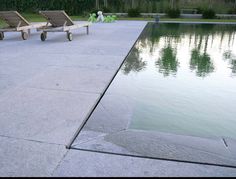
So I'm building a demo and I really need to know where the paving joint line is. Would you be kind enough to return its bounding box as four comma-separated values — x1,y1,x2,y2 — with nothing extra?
24,86,101,95
51,150,70,176
70,147,236,170
0,134,65,147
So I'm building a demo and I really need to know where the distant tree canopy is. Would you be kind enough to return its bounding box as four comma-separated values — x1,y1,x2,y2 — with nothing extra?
0,0,95,15
0,0,235,15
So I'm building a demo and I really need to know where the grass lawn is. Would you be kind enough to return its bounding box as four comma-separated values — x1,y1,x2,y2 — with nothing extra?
0,13,88,28
1,13,236,28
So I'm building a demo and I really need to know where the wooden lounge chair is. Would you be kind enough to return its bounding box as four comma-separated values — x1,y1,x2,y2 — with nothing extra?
38,10,92,41
0,11,46,40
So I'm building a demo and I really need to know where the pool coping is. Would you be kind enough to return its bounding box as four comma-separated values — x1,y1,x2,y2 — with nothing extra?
71,22,236,169
67,20,236,148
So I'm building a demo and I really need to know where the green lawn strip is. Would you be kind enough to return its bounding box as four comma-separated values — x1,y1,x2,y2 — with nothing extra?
22,13,87,22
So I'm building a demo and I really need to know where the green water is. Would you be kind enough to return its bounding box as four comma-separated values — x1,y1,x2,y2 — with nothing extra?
111,23,236,139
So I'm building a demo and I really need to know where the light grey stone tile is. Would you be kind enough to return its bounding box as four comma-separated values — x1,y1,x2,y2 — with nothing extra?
75,94,135,134
23,66,114,93
53,150,236,177
0,136,67,177
0,87,99,145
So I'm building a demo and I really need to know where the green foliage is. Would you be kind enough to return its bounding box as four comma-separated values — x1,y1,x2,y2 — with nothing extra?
90,7,111,17
228,8,236,14
102,6,111,13
196,7,203,14
127,8,141,17
0,0,234,15
88,13,97,23
104,15,112,23
90,9,99,17
166,8,180,18
202,9,216,19
103,15,117,23
0,0,95,15
112,15,117,20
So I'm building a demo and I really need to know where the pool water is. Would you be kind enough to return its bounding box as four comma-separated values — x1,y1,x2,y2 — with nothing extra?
109,23,236,139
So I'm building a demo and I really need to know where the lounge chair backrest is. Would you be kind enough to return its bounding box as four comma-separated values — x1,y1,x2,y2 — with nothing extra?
0,11,30,27
39,11,74,27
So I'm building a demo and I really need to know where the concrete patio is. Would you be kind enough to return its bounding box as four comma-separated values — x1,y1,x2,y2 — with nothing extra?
0,20,236,177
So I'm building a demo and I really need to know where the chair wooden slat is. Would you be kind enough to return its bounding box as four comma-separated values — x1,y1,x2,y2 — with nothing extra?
39,11,74,27
0,11,30,27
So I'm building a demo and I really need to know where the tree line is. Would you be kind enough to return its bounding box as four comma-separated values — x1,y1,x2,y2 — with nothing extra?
0,0,235,15
0,0,95,15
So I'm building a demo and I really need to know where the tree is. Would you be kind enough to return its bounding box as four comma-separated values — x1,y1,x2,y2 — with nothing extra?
104,0,108,7
208,0,213,9
131,0,135,8
96,0,99,9
169,0,179,9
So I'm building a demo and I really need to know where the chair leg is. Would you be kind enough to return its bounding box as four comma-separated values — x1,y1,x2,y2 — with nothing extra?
86,26,89,35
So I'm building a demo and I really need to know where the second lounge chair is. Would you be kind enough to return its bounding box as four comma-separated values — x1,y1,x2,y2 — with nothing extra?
38,10,92,41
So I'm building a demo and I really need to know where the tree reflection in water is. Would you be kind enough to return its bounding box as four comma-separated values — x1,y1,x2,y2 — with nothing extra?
122,46,147,75
156,44,179,77
190,32,214,77
121,23,236,77
223,50,236,76
190,49,214,77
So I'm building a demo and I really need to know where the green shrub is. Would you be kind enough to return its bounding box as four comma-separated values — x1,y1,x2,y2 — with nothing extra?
166,8,180,18
102,7,111,13
128,8,141,17
90,9,99,17
196,7,203,14
228,8,236,14
88,13,97,23
202,9,216,19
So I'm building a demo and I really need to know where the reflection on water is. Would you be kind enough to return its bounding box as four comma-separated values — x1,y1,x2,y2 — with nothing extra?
190,48,214,77
231,60,236,74
122,47,147,74
122,23,236,77
114,23,236,139
223,50,236,76
156,44,179,77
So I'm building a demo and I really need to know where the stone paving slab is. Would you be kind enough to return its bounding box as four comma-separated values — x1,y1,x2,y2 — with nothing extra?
0,136,67,177
23,66,115,94
32,54,125,70
0,62,45,95
0,87,99,145
0,21,147,176
53,150,236,177
0,21,146,145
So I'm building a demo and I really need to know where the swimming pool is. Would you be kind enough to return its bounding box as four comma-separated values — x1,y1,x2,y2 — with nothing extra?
121,23,236,139
73,23,236,167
